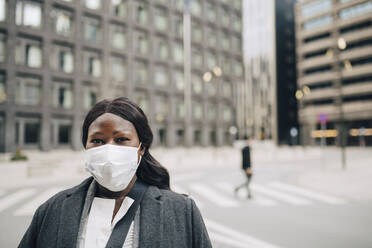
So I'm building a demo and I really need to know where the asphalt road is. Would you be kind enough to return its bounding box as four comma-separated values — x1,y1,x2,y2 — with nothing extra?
1,160,371,248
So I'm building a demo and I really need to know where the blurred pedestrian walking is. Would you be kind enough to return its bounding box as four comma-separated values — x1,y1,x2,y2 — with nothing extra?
234,138,253,199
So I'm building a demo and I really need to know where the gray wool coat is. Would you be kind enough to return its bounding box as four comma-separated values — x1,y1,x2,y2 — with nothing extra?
18,177,212,248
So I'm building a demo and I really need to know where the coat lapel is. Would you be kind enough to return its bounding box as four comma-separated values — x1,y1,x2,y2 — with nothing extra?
139,186,164,248
57,177,93,248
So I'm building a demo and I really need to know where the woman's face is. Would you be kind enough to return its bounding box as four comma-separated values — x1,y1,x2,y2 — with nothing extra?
86,113,144,158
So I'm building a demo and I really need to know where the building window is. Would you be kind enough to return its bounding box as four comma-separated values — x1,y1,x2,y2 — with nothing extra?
206,51,217,69
221,7,229,27
134,1,148,25
174,70,184,91
110,24,126,50
0,33,5,63
58,124,71,145
221,31,230,51
84,16,101,42
135,91,149,113
301,0,332,18
54,9,73,37
173,15,183,38
233,0,241,10
173,0,184,10
339,1,372,20
233,59,243,77
15,38,42,68
111,56,126,81
208,103,216,121
155,36,168,60
231,35,241,53
53,81,73,109
223,105,232,122
303,14,333,30
155,95,168,122
0,74,5,103
134,60,148,85
173,42,183,64
222,81,232,98
24,122,40,144
15,76,41,106
190,0,201,16
154,65,168,87
0,0,6,22
111,0,127,18
83,85,97,110
232,13,241,32
192,101,202,120
206,27,217,48
51,44,74,73
154,7,168,32
84,51,101,77
192,73,203,95
85,0,101,10
221,55,230,74
206,1,217,23
191,21,202,43
191,46,202,68
16,1,42,29
207,81,217,97
175,99,184,119
135,30,148,55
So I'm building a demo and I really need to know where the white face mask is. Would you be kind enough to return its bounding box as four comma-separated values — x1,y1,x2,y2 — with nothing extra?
85,143,142,192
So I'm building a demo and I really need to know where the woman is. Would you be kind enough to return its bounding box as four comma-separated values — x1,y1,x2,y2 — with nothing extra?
18,97,211,248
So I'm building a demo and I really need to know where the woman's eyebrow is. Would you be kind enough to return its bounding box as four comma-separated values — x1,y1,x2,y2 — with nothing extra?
113,130,133,135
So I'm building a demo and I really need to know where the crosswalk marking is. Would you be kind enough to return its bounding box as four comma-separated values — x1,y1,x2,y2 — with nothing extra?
189,183,239,208
14,187,64,216
0,189,37,212
206,219,281,248
215,182,278,206
251,183,312,205
172,184,204,209
268,181,347,204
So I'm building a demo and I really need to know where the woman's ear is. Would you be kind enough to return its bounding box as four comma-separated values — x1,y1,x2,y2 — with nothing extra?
140,144,145,156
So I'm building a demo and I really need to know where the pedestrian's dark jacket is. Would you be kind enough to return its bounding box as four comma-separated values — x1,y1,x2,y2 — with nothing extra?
242,145,251,170
18,177,211,248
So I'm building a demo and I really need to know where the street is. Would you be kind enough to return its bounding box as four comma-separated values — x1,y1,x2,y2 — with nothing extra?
0,147,371,248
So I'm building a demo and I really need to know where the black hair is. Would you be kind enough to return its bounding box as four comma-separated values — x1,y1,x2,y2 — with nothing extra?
82,97,170,190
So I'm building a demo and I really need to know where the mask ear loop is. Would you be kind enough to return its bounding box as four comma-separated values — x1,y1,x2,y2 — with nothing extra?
137,142,143,166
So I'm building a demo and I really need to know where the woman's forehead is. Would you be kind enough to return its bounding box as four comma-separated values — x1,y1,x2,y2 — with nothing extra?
88,113,135,133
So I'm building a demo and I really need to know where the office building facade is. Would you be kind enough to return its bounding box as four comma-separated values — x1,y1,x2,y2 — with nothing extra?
295,0,372,146
0,0,244,152
242,0,298,145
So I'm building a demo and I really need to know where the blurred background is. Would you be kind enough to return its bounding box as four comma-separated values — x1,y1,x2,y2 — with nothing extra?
0,0,371,247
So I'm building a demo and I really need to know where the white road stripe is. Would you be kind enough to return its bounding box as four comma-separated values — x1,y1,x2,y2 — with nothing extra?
14,187,64,216
172,184,204,209
215,182,278,206
268,182,347,204
0,189,37,212
189,183,239,207
251,183,312,205
206,219,281,248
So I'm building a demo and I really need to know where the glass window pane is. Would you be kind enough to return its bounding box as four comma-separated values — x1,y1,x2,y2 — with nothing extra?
0,0,6,22
55,11,72,37
191,0,201,16
135,1,148,25
192,102,202,120
84,17,101,42
111,56,125,81
0,74,5,103
154,66,168,87
154,7,168,31
192,74,202,94
0,34,5,62
135,60,148,84
176,99,184,118
24,122,40,144
23,2,42,28
174,15,183,38
112,0,127,18
173,43,183,64
111,24,126,50
58,125,71,144
174,70,184,91
27,45,42,68
85,0,101,10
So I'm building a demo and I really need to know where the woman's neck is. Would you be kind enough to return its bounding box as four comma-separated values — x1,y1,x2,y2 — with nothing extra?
95,176,137,199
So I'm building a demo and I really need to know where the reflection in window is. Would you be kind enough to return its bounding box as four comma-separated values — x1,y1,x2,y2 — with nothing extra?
0,74,5,103
54,9,73,37
134,60,148,84
112,0,127,18
174,70,184,91
111,24,126,50
111,56,126,81
339,1,372,20
16,76,41,106
301,0,331,18
85,0,101,10
16,1,42,29
0,0,6,22
154,65,168,87
84,16,101,42
173,43,183,64
53,81,73,109
303,14,332,30
0,33,5,62
135,1,148,25
154,7,168,31
16,39,42,68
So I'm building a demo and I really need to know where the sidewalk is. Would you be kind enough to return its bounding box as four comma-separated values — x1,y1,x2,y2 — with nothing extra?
0,144,371,201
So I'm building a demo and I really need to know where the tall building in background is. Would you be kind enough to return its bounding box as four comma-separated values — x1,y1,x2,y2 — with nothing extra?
0,0,244,152
295,0,372,146
241,0,298,145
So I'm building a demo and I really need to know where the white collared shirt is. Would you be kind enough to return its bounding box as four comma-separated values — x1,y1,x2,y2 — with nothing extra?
82,196,135,248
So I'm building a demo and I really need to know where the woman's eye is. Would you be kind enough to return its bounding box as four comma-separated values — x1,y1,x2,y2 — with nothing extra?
116,137,128,143
91,139,103,144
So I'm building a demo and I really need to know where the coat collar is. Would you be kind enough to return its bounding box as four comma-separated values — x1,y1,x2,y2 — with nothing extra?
57,177,93,248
